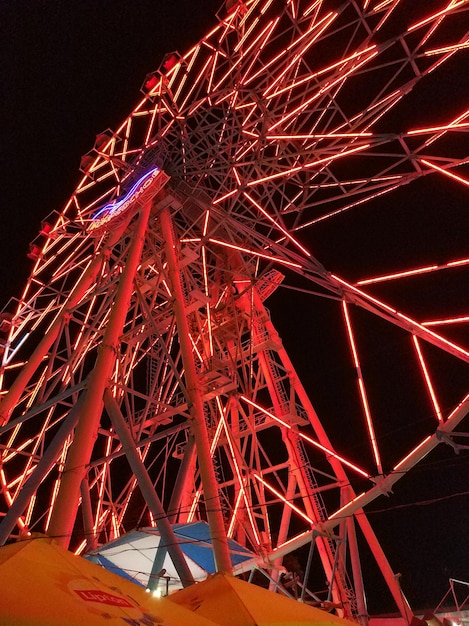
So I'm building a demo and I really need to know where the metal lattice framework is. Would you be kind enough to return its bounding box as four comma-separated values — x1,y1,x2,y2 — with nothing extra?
1,0,469,620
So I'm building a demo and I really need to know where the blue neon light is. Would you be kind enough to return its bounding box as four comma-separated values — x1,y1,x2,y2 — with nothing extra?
92,167,160,221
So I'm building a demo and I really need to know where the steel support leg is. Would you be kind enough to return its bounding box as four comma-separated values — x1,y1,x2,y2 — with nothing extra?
104,389,195,588
159,203,232,574
48,203,151,547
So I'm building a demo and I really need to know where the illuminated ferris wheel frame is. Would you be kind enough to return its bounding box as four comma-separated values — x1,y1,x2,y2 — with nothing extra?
1,0,469,620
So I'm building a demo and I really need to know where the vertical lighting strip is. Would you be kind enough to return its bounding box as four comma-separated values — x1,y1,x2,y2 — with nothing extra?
24,494,36,530
412,336,443,422
187,412,226,523
45,434,70,532
92,436,113,539
228,490,244,537
342,301,382,475
217,397,261,546
202,209,214,358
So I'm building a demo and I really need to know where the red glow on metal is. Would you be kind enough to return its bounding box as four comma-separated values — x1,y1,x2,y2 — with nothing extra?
217,398,261,546
409,1,466,32
262,12,337,97
2,0,469,613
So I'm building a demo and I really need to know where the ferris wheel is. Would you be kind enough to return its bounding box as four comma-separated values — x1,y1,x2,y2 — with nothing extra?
1,0,469,620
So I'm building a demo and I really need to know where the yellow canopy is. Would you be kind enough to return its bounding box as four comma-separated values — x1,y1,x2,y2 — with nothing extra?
0,535,218,626
168,571,359,626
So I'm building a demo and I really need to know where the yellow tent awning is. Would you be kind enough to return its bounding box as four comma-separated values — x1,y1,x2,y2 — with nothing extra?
0,535,218,626
169,571,360,626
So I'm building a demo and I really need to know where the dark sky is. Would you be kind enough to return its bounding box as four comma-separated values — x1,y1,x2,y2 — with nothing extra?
1,0,221,301
1,0,469,615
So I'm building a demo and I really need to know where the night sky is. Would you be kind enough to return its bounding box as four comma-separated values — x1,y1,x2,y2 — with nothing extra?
1,0,469,614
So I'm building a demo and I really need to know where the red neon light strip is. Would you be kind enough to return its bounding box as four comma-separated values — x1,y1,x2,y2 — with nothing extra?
201,243,214,357
303,0,323,19
267,132,373,139
254,473,314,524
342,302,382,473
267,50,378,128
423,315,469,327
393,435,433,471
356,257,469,286
331,274,469,360
447,392,469,421
187,416,226,524
428,103,469,136
228,490,244,537
213,19,277,92
412,336,443,422
407,121,469,136
217,398,261,546
213,189,239,205
243,192,311,257
187,490,201,522
296,183,402,231
208,238,303,269
408,0,467,33
421,159,469,188
425,41,469,56
262,12,337,97
265,41,375,100
409,1,466,32
240,20,279,85
327,491,367,522
240,395,370,478
244,11,335,87
24,494,36,529
246,144,370,187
